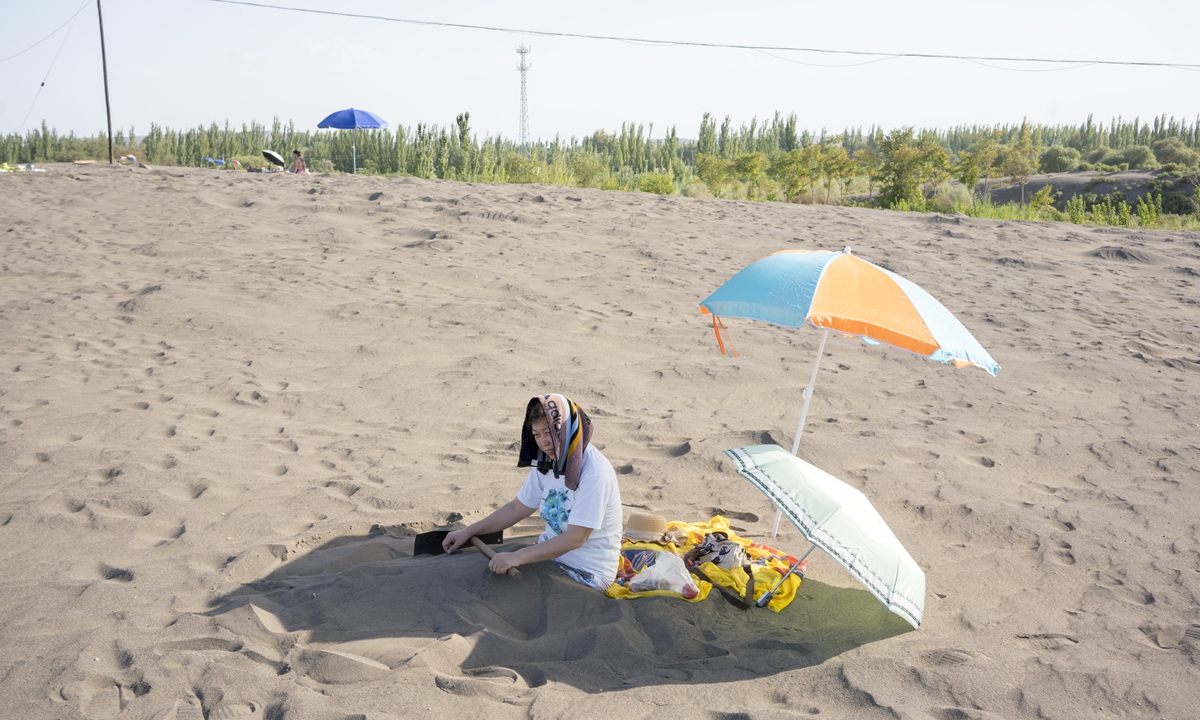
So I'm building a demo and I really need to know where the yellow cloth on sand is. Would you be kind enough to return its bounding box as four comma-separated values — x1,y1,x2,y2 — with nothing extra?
605,515,802,612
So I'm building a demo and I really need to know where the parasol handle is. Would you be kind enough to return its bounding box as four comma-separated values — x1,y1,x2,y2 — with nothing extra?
756,542,817,608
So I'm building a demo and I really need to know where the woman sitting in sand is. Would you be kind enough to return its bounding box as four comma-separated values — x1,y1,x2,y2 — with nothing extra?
290,149,309,174
442,394,622,590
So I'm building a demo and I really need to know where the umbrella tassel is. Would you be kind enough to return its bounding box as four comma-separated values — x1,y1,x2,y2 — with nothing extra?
712,315,739,357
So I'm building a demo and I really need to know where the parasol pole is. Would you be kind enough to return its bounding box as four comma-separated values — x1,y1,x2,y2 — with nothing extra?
352,128,357,175
771,327,830,538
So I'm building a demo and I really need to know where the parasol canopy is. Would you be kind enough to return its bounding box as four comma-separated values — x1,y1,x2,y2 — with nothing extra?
262,150,285,168
725,444,925,629
316,108,388,130
699,247,998,375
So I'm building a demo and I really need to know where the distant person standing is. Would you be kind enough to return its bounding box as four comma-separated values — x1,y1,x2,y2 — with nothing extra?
291,150,309,174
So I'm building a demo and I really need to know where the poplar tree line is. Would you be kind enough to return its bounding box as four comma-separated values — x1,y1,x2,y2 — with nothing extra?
3,113,1197,211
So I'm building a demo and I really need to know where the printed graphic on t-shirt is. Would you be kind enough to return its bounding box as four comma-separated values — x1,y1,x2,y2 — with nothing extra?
540,488,570,535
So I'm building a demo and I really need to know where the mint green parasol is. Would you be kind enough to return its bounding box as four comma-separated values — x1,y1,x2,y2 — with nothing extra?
726,444,925,629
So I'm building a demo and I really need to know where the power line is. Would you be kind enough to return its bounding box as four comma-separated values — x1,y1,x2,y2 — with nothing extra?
19,1,86,132
0,0,92,63
205,0,1200,71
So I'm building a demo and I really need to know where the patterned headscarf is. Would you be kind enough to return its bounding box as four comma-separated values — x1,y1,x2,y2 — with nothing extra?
517,393,593,491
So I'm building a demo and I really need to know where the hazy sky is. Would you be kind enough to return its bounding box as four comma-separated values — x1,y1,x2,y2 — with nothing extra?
3,0,1198,141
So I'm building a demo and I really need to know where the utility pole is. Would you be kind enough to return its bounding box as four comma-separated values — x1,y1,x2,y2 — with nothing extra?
96,0,114,163
516,45,530,154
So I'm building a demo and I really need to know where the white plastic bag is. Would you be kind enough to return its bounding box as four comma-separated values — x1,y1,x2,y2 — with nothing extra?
628,551,699,599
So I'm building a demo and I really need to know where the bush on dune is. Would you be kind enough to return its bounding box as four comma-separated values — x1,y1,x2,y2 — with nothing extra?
1093,145,1156,170
929,181,973,213
1153,138,1200,168
638,172,676,195
1040,145,1082,173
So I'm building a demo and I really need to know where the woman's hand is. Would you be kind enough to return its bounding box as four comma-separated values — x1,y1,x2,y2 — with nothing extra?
442,529,472,554
488,551,522,575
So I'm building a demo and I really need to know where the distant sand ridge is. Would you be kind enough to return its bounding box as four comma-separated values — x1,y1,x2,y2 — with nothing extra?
1,164,1199,719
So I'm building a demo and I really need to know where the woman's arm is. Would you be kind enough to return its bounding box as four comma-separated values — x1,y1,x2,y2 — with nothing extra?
487,524,592,575
442,498,535,553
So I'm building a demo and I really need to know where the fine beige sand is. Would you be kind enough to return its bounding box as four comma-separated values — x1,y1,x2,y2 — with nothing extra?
2,163,1199,720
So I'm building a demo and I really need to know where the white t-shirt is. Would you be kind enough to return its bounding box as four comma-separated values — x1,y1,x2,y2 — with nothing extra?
516,444,622,589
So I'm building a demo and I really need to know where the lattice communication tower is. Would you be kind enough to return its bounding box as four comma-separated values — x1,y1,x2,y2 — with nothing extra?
516,45,531,150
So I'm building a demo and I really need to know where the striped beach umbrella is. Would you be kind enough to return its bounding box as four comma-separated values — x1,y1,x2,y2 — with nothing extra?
699,247,998,535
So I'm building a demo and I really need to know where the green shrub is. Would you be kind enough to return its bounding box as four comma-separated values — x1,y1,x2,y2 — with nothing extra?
1087,146,1112,164
504,153,548,184
1153,137,1200,168
638,172,676,195
1117,145,1157,169
1028,184,1059,208
1162,191,1198,215
1136,193,1162,226
1092,197,1122,226
1038,205,1065,222
570,152,607,188
1040,146,1081,173
929,181,973,212
890,197,928,212
1065,194,1086,223
679,180,713,198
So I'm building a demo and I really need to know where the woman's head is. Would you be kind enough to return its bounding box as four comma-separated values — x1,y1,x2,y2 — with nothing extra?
293,150,302,157
526,401,555,459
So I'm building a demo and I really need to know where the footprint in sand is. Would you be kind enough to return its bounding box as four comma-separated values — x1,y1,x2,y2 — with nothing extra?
161,695,206,720
60,675,121,720
89,499,152,519
928,649,974,666
208,701,262,719
1040,539,1075,566
644,438,692,458
154,637,244,654
894,446,940,464
433,669,534,705
1145,625,1189,649
1016,633,1078,650
957,455,996,468
294,648,392,685
1092,571,1155,605
99,563,134,582
710,508,760,523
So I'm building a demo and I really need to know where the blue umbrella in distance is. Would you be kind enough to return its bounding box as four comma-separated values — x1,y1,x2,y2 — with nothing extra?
316,108,388,175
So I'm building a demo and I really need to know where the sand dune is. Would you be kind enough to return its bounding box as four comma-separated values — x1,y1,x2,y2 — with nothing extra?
2,163,1199,719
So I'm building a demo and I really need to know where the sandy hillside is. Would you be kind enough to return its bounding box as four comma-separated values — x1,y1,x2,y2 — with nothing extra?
1,163,1199,720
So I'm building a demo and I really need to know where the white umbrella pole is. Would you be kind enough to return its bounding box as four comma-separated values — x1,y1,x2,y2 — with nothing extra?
771,327,830,538
352,129,357,175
